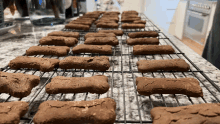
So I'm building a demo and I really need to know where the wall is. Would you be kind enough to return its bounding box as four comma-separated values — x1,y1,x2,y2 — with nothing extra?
145,0,180,31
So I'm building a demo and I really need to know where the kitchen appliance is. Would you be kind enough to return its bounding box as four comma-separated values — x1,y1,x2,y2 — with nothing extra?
0,0,4,28
184,0,213,45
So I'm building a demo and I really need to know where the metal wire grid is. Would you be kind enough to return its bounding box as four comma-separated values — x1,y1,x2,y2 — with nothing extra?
0,13,220,124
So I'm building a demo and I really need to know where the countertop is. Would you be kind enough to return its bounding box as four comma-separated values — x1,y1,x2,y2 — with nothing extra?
1,17,220,122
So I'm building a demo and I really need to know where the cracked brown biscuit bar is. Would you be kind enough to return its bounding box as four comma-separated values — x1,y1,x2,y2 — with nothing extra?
69,21,93,26
137,59,190,72
26,46,70,57
128,31,159,38
47,31,80,38
59,56,110,71
95,20,117,24
98,18,119,22
0,101,29,124
0,71,40,98
85,37,119,46
133,45,175,55
84,33,116,40
133,20,147,24
121,15,139,18
122,11,138,15
65,24,90,31
127,38,159,45
39,36,78,47
122,23,145,29
96,23,119,28
98,30,123,36
121,18,141,22
46,75,110,94
33,98,116,124
136,77,203,97
9,56,60,72
151,103,220,124
76,18,96,22
104,11,120,15
72,44,112,54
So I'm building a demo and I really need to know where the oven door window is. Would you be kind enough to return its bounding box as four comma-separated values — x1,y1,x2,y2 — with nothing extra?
188,15,204,32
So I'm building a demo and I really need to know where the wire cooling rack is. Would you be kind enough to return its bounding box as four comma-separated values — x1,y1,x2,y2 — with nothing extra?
1,13,220,124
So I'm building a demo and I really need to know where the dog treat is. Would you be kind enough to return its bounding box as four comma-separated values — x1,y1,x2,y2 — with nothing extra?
121,18,141,22
104,11,120,15
47,31,80,38
84,33,116,40
137,59,190,72
76,18,96,22
69,21,93,26
9,56,60,72
33,98,116,124
0,71,40,98
65,24,90,31
122,10,138,15
136,77,203,97
133,45,175,55
46,75,110,94
0,101,29,124
127,38,159,45
128,31,159,38
85,37,119,46
26,46,70,57
72,44,112,54
133,20,147,24
121,15,139,18
96,23,119,28
39,36,78,47
122,23,145,29
59,56,110,71
95,20,117,25
98,30,123,36
98,18,119,22
151,103,220,124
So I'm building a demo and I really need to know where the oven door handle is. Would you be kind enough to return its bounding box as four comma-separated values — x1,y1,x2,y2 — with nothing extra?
189,10,209,17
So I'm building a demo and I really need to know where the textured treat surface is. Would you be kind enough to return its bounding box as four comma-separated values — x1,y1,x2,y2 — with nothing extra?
137,59,190,72
128,31,159,38
46,75,110,94
59,56,110,71
133,45,175,55
26,46,70,56
96,23,119,28
0,101,29,124
136,77,203,97
84,33,116,40
39,36,78,47
85,37,119,46
65,24,90,31
133,20,147,24
47,31,80,38
98,30,123,36
151,103,220,124
69,21,93,26
0,71,40,98
33,98,116,124
72,44,112,54
122,23,145,29
127,38,159,45
9,56,60,72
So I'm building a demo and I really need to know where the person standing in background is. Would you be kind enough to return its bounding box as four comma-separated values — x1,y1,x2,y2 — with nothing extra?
202,0,220,69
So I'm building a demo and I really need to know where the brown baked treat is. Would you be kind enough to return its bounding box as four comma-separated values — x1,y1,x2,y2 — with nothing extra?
136,77,203,97
8,56,60,72
101,17,119,20
133,45,175,55
121,18,141,22
128,31,159,38
65,24,90,31
0,101,29,124
59,56,110,71
39,36,78,47
76,18,96,22
102,15,119,18
82,14,100,19
127,38,159,45
151,103,220,124
104,11,120,15
47,31,80,38
72,44,112,54
95,20,117,24
84,33,116,40
96,23,119,28
85,37,119,46
122,23,145,29
133,20,147,24
26,46,70,57
137,59,190,72
46,75,110,94
122,10,138,15
33,98,116,124
121,15,139,18
0,71,40,98
69,21,93,26
98,30,123,36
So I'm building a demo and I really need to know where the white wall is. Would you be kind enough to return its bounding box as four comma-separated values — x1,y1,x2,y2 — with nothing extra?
145,0,180,31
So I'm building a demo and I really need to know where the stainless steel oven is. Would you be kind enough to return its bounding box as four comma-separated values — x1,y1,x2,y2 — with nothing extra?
184,0,212,45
